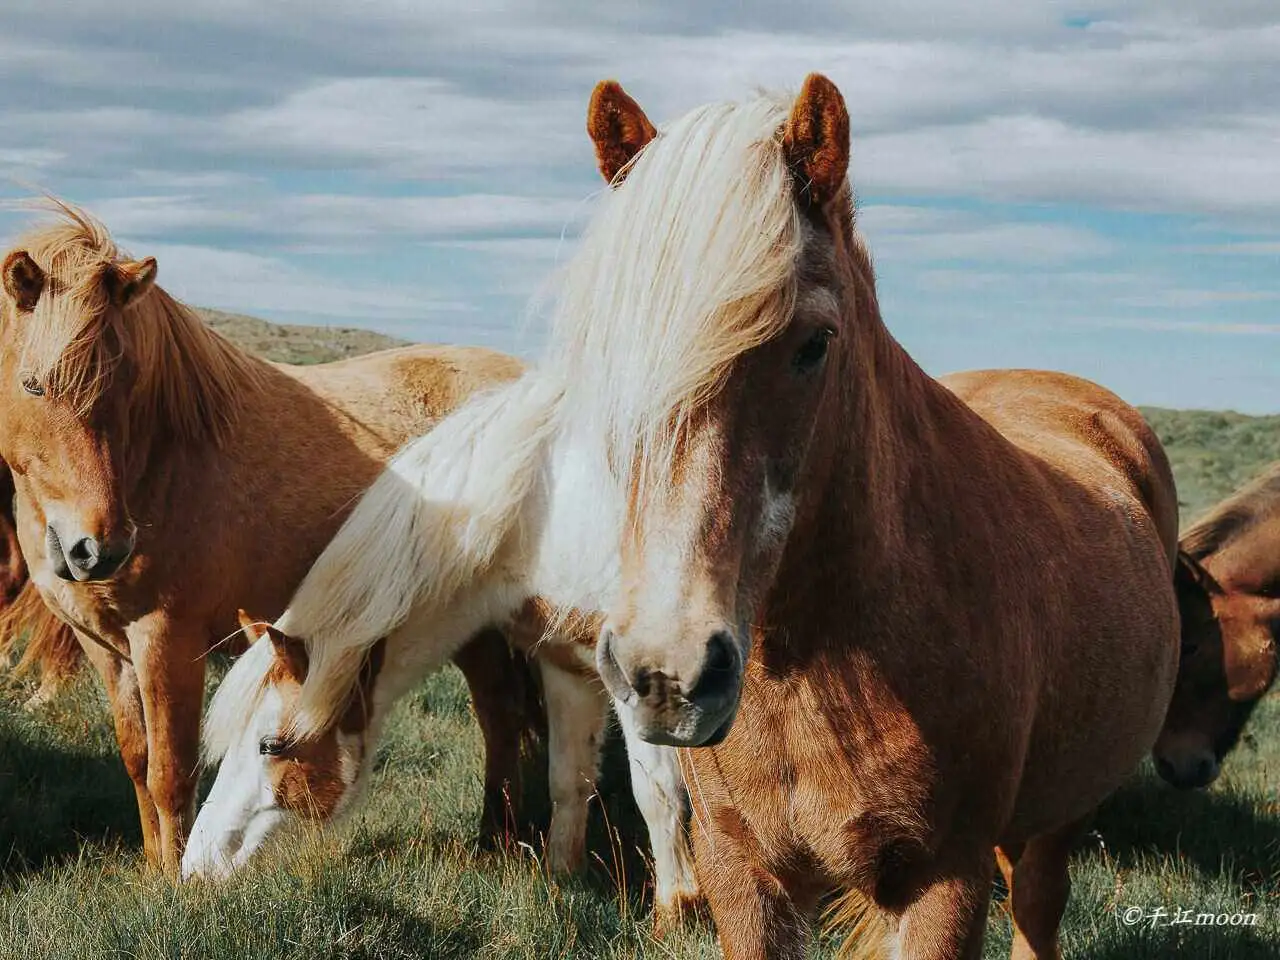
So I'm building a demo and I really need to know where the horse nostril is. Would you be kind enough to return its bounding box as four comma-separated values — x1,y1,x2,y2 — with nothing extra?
595,629,638,704
688,630,740,705
67,536,101,571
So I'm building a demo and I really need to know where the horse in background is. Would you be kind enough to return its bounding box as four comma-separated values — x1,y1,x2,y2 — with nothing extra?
573,77,1180,959
0,201,541,874
1155,463,1280,788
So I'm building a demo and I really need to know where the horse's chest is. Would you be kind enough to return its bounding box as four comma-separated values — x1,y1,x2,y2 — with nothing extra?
702,672,937,893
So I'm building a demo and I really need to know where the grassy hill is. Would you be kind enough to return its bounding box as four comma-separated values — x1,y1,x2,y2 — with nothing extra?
0,313,1276,959
196,308,409,365
1140,407,1280,525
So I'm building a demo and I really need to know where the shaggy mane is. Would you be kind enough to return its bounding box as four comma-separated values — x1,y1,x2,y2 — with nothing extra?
6,199,265,443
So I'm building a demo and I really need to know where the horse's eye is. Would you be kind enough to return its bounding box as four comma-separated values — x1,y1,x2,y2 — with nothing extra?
20,375,44,397
793,326,835,374
259,735,289,757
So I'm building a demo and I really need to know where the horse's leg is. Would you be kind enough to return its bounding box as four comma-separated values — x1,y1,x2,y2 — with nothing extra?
78,633,161,865
1001,818,1087,960
130,616,206,875
692,802,806,960
893,852,994,960
539,659,608,872
452,627,537,850
616,705,702,934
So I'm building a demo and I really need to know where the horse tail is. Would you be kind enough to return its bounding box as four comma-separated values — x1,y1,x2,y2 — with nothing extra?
0,580,83,698
822,886,894,960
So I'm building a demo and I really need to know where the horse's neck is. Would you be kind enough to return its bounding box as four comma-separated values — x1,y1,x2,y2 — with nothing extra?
528,424,625,616
121,295,274,482
771,310,995,652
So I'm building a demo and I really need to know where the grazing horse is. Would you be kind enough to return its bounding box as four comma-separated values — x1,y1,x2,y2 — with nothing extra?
0,202,542,874
576,77,1181,958
1154,464,1280,788
182,371,701,931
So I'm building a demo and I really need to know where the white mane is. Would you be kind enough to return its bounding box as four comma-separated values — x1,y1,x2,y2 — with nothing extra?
201,88,810,751
549,92,804,508
202,637,273,763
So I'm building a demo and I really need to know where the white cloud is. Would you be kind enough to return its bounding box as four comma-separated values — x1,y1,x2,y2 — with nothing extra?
86,193,590,242
138,242,471,323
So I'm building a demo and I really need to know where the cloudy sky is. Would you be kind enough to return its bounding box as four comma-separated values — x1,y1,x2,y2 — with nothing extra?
2,1,1277,411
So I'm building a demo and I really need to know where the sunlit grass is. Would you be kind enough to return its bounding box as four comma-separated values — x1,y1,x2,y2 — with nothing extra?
2,663,1277,958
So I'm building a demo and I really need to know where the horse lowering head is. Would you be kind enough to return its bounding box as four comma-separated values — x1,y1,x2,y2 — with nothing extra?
571,76,860,746
0,210,159,581
182,612,384,880
1154,518,1280,789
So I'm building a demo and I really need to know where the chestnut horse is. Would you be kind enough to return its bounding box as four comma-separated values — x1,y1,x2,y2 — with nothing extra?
574,78,1181,958
0,202,540,874
183,370,701,930
1154,463,1280,788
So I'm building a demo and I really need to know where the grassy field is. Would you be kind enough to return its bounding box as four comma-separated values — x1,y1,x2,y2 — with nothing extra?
0,318,1276,958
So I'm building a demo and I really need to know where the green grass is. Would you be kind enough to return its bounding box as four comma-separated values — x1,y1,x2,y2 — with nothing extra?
0,318,1276,956
1140,407,1280,526
1,668,1277,958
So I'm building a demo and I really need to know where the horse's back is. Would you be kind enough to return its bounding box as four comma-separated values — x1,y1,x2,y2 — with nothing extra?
284,343,525,439
942,368,1179,563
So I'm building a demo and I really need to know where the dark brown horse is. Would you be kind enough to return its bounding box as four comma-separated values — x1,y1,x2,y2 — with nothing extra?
0,202,538,874
576,77,1181,958
1155,464,1280,788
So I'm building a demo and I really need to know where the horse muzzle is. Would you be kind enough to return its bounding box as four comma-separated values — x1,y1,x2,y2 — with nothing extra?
47,522,137,582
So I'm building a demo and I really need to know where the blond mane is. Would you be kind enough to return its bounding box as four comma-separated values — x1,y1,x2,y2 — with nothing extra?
202,638,274,763
6,200,264,443
549,92,805,509
204,89,817,749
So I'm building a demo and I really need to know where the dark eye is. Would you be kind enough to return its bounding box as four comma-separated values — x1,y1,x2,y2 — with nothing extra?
259,735,290,757
793,326,835,374
21,375,44,397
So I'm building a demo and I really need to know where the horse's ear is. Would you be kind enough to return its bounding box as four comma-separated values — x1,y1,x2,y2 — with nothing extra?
2,251,45,312
782,73,850,210
105,257,158,310
1175,549,1221,596
238,608,267,644
587,80,657,187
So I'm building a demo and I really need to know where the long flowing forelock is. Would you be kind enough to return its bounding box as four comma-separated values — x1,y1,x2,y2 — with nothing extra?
8,200,264,442
550,92,805,515
201,638,274,764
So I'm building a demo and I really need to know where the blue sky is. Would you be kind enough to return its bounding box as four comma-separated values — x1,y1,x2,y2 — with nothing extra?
1,1,1277,412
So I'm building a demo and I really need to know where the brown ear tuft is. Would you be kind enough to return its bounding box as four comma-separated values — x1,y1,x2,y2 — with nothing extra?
587,80,657,187
105,257,158,310
268,626,309,683
782,73,850,210
2,251,45,311
238,608,267,644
